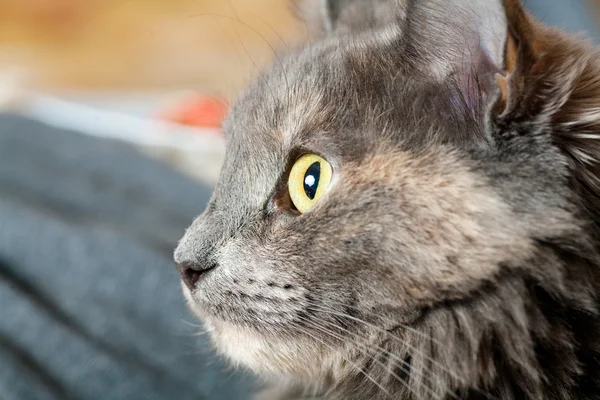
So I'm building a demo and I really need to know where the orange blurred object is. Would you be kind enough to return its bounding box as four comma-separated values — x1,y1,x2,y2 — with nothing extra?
159,94,229,130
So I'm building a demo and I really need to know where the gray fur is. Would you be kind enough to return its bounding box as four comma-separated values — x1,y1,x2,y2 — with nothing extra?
175,0,600,398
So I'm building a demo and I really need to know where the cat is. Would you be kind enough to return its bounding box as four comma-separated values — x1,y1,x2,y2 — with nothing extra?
174,0,600,398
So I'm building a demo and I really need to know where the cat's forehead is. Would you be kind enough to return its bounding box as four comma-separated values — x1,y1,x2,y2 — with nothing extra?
225,59,345,156
225,41,362,146
224,35,483,159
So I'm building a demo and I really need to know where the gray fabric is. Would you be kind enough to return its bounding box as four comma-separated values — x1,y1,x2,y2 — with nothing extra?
0,115,254,400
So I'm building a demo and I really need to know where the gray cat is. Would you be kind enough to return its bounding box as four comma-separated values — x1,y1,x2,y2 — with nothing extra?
174,0,600,398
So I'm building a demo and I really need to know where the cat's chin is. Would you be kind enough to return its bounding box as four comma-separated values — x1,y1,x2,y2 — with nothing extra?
184,296,340,378
204,316,341,378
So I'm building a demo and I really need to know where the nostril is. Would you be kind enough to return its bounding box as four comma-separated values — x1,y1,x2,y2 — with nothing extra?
177,262,217,290
184,268,202,286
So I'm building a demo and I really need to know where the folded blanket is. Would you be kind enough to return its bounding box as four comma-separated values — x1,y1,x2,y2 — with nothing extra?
0,115,253,400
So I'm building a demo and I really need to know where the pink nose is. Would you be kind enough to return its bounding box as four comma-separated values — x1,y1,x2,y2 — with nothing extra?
176,261,216,290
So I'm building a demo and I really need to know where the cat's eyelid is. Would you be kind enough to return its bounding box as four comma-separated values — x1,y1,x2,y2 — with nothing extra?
289,145,337,167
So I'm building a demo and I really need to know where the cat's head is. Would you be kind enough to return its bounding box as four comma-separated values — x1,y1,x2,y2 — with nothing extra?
175,0,600,396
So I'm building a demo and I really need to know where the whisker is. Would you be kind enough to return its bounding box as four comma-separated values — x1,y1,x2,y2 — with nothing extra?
319,318,451,399
237,7,290,52
227,0,291,108
187,11,279,104
181,318,209,329
288,0,313,49
302,300,497,399
236,5,293,108
305,302,461,373
290,321,393,398
297,314,445,400
305,301,463,376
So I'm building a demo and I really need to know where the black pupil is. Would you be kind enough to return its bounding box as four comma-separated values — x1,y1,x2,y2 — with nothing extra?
303,162,321,200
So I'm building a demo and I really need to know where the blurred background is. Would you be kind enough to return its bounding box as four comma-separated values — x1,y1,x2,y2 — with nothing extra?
0,0,311,185
1,0,600,183
0,1,599,399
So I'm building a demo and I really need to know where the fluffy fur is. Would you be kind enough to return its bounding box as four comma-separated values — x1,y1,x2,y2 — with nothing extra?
174,0,600,398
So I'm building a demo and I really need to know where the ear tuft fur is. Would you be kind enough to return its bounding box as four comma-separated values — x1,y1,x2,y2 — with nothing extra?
494,1,600,228
550,44,600,226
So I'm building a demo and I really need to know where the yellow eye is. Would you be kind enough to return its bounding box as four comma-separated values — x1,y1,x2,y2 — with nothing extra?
288,154,333,213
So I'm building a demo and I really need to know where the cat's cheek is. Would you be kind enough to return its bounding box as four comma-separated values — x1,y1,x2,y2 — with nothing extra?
216,239,300,291
217,242,269,281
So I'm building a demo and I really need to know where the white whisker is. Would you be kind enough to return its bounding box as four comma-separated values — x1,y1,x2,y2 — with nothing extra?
290,321,393,398
301,300,498,400
298,314,443,399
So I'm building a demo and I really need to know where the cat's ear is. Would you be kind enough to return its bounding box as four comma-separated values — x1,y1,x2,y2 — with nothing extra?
439,0,595,123
397,0,517,114
420,0,584,120
492,0,600,221
455,0,600,223
410,0,600,219
488,0,595,123
484,0,545,117
291,0,397,39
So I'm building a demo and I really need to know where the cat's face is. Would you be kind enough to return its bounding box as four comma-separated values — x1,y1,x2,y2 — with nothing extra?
174,0,599,388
